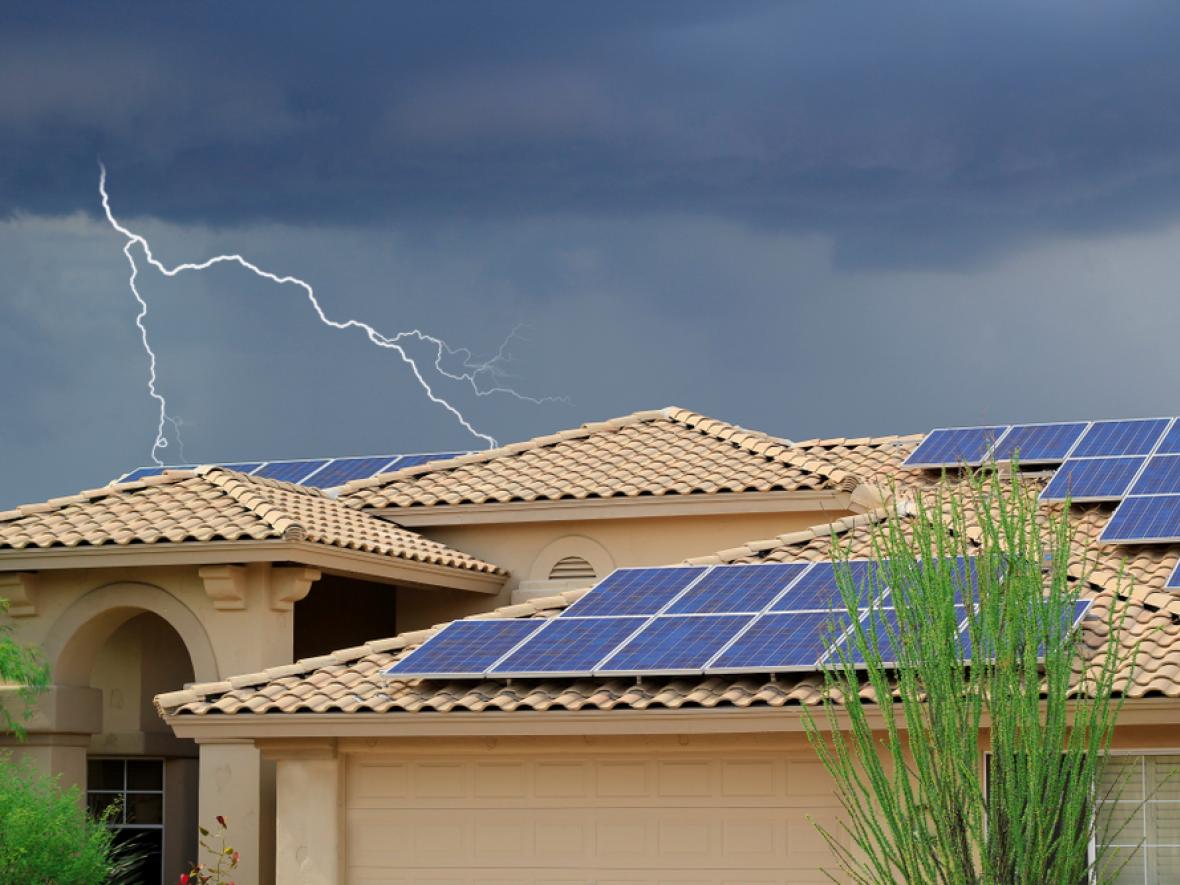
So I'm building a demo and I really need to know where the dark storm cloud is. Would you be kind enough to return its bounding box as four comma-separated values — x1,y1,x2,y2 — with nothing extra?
5,1,1180,266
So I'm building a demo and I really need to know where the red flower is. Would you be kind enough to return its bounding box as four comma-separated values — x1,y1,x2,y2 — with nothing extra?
216,815,227,829
179,875,189,885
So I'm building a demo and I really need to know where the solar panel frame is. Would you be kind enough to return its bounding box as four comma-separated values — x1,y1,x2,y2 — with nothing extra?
558,566,709,618
664,563,811,615
902,425,1011,469
595,613,756,675
1039,456,1148,503
488,616,650,678
383,619,546,679
1099,494,1180,544
988,421,1090,464
1069,418,1171,458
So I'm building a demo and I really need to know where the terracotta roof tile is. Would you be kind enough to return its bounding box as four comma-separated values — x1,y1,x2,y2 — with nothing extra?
159,438,1180,720
0,466,504,576
337,407,854,510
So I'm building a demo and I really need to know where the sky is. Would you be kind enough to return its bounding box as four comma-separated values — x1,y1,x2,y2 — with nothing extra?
3,2,1180,507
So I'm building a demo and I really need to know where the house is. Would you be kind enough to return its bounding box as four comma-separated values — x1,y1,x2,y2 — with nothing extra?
3,408,1178,883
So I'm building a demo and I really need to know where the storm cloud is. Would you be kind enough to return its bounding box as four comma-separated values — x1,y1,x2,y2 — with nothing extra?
2,2,1180,507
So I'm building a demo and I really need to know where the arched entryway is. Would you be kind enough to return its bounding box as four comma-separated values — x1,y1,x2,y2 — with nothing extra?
45,583,216,884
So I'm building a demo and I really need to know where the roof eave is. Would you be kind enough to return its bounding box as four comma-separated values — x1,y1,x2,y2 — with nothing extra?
0,540,506,593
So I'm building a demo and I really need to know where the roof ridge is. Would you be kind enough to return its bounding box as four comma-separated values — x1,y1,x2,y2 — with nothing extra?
338,406,852,502
338,407,677,496
196,466,310,541
154,587,587,714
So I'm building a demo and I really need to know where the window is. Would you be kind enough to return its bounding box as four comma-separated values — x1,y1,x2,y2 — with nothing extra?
87,757,164,883
1097,754,1180,883
548,555,596,582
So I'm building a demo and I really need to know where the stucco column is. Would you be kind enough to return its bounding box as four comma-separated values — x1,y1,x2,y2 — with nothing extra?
0,684,103,803
271,740,342,885
198,739,275,885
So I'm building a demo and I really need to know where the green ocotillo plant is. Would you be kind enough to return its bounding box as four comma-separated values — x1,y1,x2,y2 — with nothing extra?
803,466,1139,885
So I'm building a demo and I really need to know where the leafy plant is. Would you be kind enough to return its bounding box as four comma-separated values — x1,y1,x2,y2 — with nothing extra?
0,597,50,737
179,816,239,885
804,466,1141,884
0,753,143,884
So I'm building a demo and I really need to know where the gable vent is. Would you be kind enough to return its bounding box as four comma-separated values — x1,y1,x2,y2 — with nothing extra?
549,556,597,582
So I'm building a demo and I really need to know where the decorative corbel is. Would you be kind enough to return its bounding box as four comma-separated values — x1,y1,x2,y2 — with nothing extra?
269,567,321,612
198,565,250,611
0,572,39,617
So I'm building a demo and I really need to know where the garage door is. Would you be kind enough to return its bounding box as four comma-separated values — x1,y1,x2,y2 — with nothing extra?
345,741,845,884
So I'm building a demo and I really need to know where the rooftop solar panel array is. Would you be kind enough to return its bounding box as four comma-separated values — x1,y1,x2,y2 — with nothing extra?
386,557,1083,681
115,451,465,489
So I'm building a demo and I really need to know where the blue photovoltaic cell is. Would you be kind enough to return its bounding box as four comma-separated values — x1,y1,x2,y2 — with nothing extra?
304,456,402,488
1168,560,1180,590
1069,419,1169,458
770,561,882,612
489,617,647,675
989,422,1088,463
252,459,329,483
220,462,262,475
386,452,464,471
560,567,707,618
598,615,753,673
707,611,852,672
1040,457,1146,502
1157,422,1180,456
665,563,810,614
888,557,979,606
1100,495,1180,543
838,607,901,664
960,599,1091,660
385,619,544,678
902,426,1008,468
1128,455,1180,496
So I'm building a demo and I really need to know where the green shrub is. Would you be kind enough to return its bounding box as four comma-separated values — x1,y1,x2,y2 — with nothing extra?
0,754,137,884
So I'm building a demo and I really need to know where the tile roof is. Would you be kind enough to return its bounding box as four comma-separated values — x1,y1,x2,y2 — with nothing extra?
158,436,1180,720
0,466,504,576
338,407,858,510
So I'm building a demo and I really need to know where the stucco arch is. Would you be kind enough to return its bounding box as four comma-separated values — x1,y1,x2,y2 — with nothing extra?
45,581,219,685
527,535,615,584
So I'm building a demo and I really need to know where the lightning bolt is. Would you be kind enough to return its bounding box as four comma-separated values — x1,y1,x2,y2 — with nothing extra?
98,163,561,463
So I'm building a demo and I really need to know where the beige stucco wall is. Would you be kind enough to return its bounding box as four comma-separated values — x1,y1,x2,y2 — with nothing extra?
402,509,854,629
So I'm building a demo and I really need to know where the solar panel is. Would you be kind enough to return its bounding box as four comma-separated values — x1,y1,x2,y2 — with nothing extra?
1069,418,1170,458
835,606,901,665
770,560,883,612
704,611,853,673
1168,560,1180,590
305,456,405,488
489,617,647,676
1157,422,1180,456
959,599,1091,660
1099,495,1180,544
989,422,1088,464
1128,455,1180,496
252,459,330,484
385,619,545,678
597,614,754,674
664,563,810,615
1039,457,1146,502
386,452,463,471
893,557,979,606
559,567,707,618
902,426,1010,469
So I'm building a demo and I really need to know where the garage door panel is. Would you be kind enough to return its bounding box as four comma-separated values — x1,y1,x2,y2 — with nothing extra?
346,752,842,882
